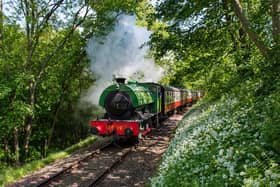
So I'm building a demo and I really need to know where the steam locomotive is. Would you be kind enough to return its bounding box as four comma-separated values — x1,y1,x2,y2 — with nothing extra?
90,78,202,139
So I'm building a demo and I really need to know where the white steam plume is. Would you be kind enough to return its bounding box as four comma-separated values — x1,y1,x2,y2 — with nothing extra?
84,15,163,105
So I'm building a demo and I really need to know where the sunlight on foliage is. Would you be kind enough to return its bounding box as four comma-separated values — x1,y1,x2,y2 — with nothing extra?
150,100,280,186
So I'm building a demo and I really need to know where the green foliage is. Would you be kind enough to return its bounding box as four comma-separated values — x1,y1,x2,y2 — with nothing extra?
151,100,280,186
255,91,280,153
148,0,280,186
148,0,277,97
0,0,150,169
90,0,139,14
85,0,151,38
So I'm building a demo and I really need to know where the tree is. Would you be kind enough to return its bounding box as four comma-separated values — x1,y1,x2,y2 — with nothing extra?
230,0,280,93
0,0,2,41
17,0,92,160
149,0,280,152
149,0,280,95
1,0,95,162
0,0,152,164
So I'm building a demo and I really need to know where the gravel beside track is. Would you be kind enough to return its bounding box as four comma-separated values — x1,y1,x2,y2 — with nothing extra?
7,109,187,187
42,146,132,187
7,137,112,187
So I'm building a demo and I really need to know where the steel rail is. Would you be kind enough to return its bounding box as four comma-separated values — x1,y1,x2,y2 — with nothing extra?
88,147,133,187
35,140,113,187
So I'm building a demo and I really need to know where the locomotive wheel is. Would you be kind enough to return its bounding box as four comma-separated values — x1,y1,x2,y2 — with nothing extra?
155,122,160,128
153,115,162,128
138,132,142,140
145,120,152,130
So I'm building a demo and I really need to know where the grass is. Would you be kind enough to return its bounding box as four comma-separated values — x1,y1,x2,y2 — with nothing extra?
0,135,97,187
150,99,280,186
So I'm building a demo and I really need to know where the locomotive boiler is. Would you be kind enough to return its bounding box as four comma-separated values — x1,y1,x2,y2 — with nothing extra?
99,78,154,120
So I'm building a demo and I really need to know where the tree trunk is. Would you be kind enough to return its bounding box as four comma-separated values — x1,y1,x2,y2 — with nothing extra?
270,0,280,87
3,138,9,163
47,96,64,150
13,127,20,165
272,0,280,45
24,120,32,160
23,80,35,160
230,0,269,57
0,0,3,41
43,138,47,158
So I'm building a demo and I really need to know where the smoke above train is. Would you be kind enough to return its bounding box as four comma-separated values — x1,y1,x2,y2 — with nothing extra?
84,15,163,105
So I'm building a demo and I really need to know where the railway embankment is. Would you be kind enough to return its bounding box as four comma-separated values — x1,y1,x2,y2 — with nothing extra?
0,136,99,187
151,99,280,186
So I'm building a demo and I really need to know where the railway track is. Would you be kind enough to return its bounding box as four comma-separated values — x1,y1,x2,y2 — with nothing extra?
7,138,113,187
9,109,187,187
38,144,135,187
88,132,169,187
32,121,178,187
94,109,189,187
88,147,133,187
35,140,114,187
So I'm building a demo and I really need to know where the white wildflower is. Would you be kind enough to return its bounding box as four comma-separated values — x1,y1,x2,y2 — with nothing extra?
226,147,233,158
269,151,274,156
271,173,280,179
240,171,246,176
209,129,218,140
265,169,272,177
269,181,277,187
219,149,224,156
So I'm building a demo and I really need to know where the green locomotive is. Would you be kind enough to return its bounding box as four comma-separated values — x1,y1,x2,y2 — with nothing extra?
90,78,195,138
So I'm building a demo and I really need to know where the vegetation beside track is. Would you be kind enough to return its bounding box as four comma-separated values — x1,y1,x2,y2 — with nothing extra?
0,136,96,187
151,97,280,186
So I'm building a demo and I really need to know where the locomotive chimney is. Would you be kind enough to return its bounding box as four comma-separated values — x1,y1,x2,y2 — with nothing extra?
115,77,126,84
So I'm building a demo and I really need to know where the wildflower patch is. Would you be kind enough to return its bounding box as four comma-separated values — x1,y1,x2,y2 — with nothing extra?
150,100,280,186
